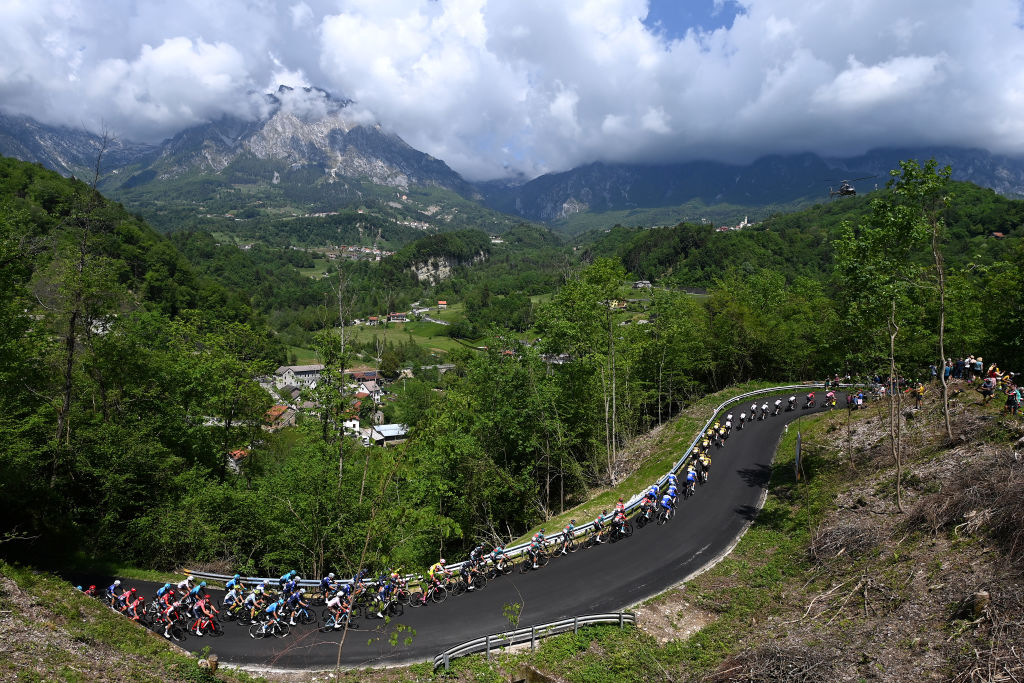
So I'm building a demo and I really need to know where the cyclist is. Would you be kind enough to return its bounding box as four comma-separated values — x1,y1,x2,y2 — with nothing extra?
186,581,207,616
161,593,185,639
155,582,172,602
593,510,609,543
532,528,547,546
84,585,98,598
787,395,796,411
125,591,146,622
225,573,244,593
750,401,758,417
717,423,727,443
699,452,712,481
427,558,449,594
105,579,122,604
489,545,507,572
559,520,577,555
738,411,746,428
805,391,815,408
724,418,732,434
527,537,545,569
193,593,218,635
115,586,136,612
158,588,176,611
614,496,626,515
469,544,485,567
685,466,697,496
287,588,310,625
659,491,675,520
278,570,295,591
773,398,782,415
242,586,265,622
760,402,769,419
611,508,628,538
667,484,678,505
667,472,678,489
262,598,284,633
223,584,242,610
325,590,350,629
826,389,837,409
175,575,194,594
320,572,336,598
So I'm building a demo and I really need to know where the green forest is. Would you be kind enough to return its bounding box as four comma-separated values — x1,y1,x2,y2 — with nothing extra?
1,155,1022,581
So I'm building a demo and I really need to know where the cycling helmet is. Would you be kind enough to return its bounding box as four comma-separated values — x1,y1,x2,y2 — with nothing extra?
76,585,83,591
570,519,576,524
88,585,96,591
163,583,170,589
294,575,301,581
233,574,240,580
187,575,194,581
290,570,297,577
328,572,335,579
440,558,446,565
114,580,121,586
298,588,305,595
204,594,211,600
129,587,137,593
200,581,206,587
278,598,285,606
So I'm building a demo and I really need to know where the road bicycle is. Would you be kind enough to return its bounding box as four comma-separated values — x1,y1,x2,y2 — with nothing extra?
249,619,290,639
485,557,513,579
519,549,550,572
319,608,358,632
188,614,223,637
634,500,655,529
608,520,633,542
656,506,674,525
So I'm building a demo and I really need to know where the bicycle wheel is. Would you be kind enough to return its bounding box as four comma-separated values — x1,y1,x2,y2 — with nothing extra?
208,620,223,637
537,552,549,568
519,559,531,574
635,513,648,529
300,607,317,625
169,622,187,642
622,521,633,537
274,622,290,638
430,586,447,604
451,578,467,596
249,623,267,639
319,615,337,632
500,561,513,575
471,574,487,591
388,601,404,617
407,590,423,607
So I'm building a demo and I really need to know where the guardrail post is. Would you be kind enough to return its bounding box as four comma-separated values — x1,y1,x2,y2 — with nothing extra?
573,616,578,634
531,625,536,650
486,635,490,661
444,653,449,671
619,612,623,628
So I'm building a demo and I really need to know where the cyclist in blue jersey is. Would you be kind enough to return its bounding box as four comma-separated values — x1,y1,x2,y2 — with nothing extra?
225,574,244,592
320,572,336,596
667,472,678,489
685,467,697,496
667,484,678,505
286,588,310,625
660,492,675,519
263,598,284,630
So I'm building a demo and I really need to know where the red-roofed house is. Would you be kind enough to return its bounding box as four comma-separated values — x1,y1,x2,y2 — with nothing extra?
437,300,447,310
263,404,296,431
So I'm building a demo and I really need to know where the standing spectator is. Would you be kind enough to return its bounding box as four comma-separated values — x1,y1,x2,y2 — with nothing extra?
930,364,938,382
1006,381,1021,416
975,357,984,382
965,355,975,381
953,357,963,380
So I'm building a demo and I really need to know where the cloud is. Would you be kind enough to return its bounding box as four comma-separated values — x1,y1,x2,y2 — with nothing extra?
0,0,1022,179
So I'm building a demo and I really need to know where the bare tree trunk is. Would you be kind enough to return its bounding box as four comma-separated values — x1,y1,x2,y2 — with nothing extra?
932,225,953,440
600,364,612,485
888,299,904,513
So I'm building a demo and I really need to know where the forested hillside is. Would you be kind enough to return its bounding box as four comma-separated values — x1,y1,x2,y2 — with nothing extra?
2,156,1022,588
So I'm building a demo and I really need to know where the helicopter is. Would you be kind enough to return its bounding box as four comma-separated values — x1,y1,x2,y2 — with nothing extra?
827,175,876,198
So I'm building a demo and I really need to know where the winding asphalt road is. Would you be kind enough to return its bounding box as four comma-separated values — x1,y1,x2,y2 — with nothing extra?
124,392,841,669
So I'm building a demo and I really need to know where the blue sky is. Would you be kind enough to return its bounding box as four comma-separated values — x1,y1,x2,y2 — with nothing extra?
643,0,744,39
1,1,1022,180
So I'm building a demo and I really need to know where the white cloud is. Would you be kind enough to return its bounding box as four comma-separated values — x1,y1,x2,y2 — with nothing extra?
0,0,1023,179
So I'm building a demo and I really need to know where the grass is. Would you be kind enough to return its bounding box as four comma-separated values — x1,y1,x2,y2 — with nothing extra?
286,344,319,365
348,321,475,355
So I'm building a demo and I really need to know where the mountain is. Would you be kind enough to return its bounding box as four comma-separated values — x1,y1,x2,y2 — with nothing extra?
0,111,158,180
479,148,1024,225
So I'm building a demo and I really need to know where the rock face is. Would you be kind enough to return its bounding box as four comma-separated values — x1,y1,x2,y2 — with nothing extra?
410,252,487,284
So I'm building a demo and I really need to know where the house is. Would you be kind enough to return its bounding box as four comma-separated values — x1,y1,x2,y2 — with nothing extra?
369,423,408,446
367,316,380,326
606,299,628,310
348,370,380,383
387,312,408,323
280,384,301,402
275,364,324,387
359,381,383,404
991,232,1006,239
263,405,296,431
437,300,447,310
632,280,652,289
226,448,249,473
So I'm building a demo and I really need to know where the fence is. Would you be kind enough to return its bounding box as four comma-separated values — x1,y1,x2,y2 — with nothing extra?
432,612,637,671
184,383,826,590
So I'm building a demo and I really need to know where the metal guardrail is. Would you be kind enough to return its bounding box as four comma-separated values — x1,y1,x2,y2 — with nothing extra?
184,383,828,590
432,612,637,671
